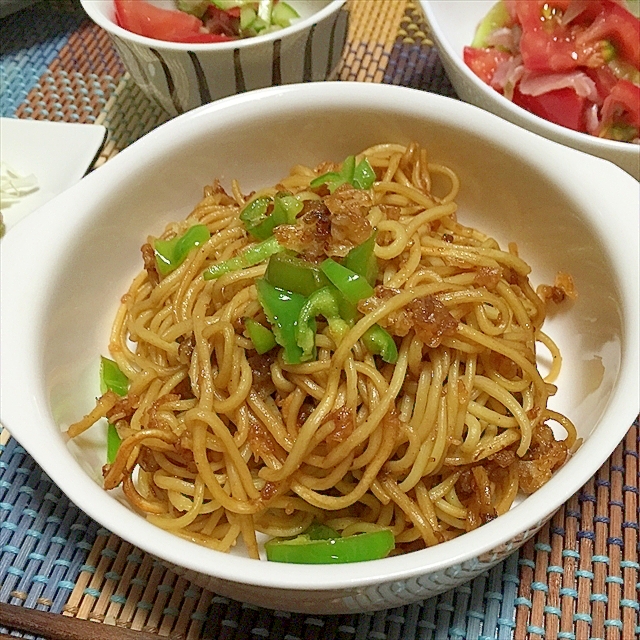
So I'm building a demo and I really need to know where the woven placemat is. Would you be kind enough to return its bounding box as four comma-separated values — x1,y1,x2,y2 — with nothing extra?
1,2,638,638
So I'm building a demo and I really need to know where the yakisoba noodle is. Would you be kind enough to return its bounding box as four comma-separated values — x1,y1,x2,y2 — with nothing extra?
68,143,577,559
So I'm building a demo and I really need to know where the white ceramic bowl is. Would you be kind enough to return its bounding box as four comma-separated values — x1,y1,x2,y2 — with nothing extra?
1,83,638,614
80,0,347,115
420,0,640,180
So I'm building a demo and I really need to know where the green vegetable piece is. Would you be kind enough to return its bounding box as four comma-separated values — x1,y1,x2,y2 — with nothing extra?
471,0,511,48
212,0,244,9
256,279,309,364
107,423,122,465
310,156,375,193
177,0,210,17
203,236,284,280
257,0,273,23
320,258,375,305
296,286,350,361
265,253,330,297
310,155,356,193
362,325,398,364
240,196,272,239
100,357,128,465
271,0,299,27
240,5,257,29
305,522,340,540
241,193,302,240
265,528,395,564
100,356,129,397
352,158,376,189
344,232,378,286
155,224,211,277
245,318,277,354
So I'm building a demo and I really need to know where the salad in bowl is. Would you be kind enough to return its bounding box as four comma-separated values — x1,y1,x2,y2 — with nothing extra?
463,0,639,143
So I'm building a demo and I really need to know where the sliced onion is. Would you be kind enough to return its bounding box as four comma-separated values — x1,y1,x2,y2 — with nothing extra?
585,103,600,135
491,55,525,100
518,70,599,102
0,162,39,209
561,0,589,25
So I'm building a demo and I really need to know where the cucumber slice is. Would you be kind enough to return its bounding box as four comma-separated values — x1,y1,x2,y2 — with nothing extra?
271,1,299,27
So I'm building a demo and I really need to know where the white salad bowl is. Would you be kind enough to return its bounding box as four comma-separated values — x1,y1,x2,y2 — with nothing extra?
1,82,638,614
420,0,640,180
80,0,347,115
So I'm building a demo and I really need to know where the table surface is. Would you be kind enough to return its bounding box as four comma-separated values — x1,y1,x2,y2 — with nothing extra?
0,2,638,639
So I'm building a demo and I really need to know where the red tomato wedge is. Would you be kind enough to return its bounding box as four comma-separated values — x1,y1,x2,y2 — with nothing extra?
513,86,587,132
464,46,512,85
114,0,234,43
600,79,640,138
576,2,640,69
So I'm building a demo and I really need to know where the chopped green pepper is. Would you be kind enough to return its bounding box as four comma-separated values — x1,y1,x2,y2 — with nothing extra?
256,279,310,364
100,356,129,397
265,528,395,564
203,236,284,280
352,158,376,190
362,325,398,364
240,193,303,240
310,156,375,193
99,357,128,464
107,424,121,465
154,224,210,276
296,286,351,361
245,318,277,354
320,258,375,305
344,232,378,286
265,253,330,297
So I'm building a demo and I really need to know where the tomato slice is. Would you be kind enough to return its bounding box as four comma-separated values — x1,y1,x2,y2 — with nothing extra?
513,85,587,131
599,79,640,139
514,0,639,72
113,0,234,43
576,2,640,70
464,46,512,86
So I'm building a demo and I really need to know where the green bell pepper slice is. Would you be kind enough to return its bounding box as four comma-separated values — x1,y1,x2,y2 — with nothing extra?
240,193,303,240
362,324,398,364
154,224,210,276
265,527,395,564
265,253,330,297
203,236,284,280
256,279,310,364
352,157,376,190
320,258,374,305
310,156,375,193
99,357,129,464
245,318,277,354
296,286,351,361
100,356,129,397
344,232,378,286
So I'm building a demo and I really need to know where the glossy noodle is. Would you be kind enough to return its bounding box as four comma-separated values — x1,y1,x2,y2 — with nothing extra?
68,143,577,559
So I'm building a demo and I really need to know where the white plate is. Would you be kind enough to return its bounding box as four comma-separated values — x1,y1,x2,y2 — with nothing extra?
0,118,107,233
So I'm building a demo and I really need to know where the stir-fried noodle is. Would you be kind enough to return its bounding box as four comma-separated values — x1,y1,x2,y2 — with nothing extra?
68,143,577,558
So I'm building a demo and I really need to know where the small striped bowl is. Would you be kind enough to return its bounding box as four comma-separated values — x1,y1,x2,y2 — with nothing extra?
80,1,348,116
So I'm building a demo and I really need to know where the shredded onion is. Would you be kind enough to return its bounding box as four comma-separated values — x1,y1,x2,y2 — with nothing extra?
491,56,525,100
561,0,589,25
518,71,599,101
585,103,600,135
0,162,39,209
485,26,519,53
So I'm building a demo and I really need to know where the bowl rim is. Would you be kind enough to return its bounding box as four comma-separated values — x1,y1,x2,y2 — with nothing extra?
1,82,638,594
419,0,640,156
79,0,347,51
